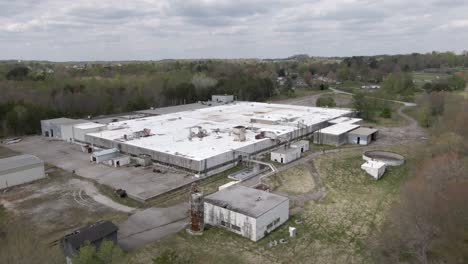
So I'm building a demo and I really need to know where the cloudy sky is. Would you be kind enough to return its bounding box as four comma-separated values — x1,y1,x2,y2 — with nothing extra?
1,0,467,61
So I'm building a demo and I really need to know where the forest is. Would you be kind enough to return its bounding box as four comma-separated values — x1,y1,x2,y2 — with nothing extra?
0,51,467,137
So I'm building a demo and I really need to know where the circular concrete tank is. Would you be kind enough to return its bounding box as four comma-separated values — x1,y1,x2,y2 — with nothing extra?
363,150,405,166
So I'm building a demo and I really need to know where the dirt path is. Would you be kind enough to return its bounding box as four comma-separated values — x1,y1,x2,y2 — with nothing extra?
70,179,137,213
118,203,188,250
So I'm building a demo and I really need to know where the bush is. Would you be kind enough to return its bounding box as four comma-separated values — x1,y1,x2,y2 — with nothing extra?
380,107,392,118
316,96,336,107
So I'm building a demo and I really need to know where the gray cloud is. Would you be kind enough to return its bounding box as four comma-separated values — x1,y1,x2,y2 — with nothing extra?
0,0,467,61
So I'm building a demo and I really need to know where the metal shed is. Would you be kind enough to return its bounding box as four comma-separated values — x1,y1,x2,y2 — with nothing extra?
0,154,45,189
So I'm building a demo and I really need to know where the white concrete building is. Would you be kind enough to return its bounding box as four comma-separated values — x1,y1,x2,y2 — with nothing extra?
361,160,386,180
41,118,87,142
0,155,45,189
204,185,289,241
212,94,234,104
102,155,131,167
347,127,379,145
85,102,351,175
313,123,360,146
91,148,119,163
271,147,301,164
73,122,107,143
290,140,309,153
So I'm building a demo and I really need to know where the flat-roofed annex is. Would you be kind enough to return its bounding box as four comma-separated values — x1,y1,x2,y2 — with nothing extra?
86,102,351,161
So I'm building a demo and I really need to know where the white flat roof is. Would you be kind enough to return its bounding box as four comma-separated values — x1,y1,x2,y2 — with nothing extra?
319,123,360,135
205,185,288,218
328,117,362,124
74,122,107,130
87,102,351,160
362,160,386,169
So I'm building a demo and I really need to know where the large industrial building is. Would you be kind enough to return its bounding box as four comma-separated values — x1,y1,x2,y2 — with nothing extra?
83,102,351,175
0,154,45,189
204,185,289,241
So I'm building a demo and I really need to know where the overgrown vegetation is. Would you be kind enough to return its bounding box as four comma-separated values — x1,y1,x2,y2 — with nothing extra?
1,51,467,137
316,95,336,107
369,92,468,263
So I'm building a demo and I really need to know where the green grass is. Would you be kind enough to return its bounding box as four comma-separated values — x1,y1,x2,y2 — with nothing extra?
362,102,408,127
130,144,415,264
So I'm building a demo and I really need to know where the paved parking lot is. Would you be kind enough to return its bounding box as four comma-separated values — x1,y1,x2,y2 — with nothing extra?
5,136,198,201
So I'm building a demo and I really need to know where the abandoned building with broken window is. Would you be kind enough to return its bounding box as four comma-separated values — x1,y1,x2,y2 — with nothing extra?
204,185,289,241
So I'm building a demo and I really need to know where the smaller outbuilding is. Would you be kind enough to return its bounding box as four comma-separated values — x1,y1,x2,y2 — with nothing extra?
41,118,87,142
271,147,301,164
348,127,378,145
102,154,131,167
204,185,289,241
212,94,234,104
291,140,310,153
60,220,118,264
0,154,45,189
313,123,360,146
91,148,119,163
361,160,386,180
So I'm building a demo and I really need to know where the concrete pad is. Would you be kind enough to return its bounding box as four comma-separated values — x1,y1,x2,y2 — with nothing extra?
5,136,198,201
118,203,188,250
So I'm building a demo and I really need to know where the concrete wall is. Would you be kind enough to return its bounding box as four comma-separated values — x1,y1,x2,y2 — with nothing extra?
291,140,309,152
204,202,256,241
313,132,348,146
41,121,63,139
212,95,234,103
73,126,107,143
91,151,119,163
271,149,300,164
348,133,370,145
0,164,45,189
85,119,331,174
255,199,289,241
61,124,75,142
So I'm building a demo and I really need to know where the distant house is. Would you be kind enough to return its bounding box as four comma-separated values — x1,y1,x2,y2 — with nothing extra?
61,220,118,264
294,78,307,87
361,85,380,89
276,76,286,86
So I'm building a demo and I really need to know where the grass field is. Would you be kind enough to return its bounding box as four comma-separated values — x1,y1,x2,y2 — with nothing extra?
130,143,415,264
264,164,315,194
412,72,450,88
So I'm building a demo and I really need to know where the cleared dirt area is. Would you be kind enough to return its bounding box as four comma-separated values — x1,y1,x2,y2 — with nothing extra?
0,163,128,244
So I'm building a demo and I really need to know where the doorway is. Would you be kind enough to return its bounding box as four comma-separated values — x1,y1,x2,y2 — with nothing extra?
357,137,360,144
50,129,54,137
116,161,120,167
301,147,304,153
281,158,284,163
